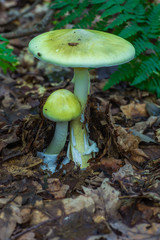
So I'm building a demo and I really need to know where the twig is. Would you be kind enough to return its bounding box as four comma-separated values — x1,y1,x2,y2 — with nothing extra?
0,0,42,26
0,8,54,39
10,217,60,240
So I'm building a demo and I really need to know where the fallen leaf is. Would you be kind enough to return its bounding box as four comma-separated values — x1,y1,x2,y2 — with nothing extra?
17,232,36,240
121,101,147,119
0,203,22,240
47,178,69,199
130,148,149,163
110,221,160,240
141,144,160,160
146,102,160,116
100,157,122,172
137,203,160,219
115,127,148,164
63,195,95,215
155,128,160,142
131,116,157,133
130,129,156,143
116,126,140,152
112,162,135,181
83,178,120,218
20,208,32,224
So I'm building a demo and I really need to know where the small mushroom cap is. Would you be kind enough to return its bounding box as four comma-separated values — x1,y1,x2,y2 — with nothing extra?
29,29,135,68
43,89,82,122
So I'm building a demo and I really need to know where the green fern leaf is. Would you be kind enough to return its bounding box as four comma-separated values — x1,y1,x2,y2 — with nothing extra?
134,4,146,23
76,9,96,28
103,63,134,90
123,0,140,11
101,5,123,18
51,1,70,9
133,37,155,56
92,0,106,4
132,56,160,85
147,4,160,34
97,0,125,11
154,42,160,55
119,23,142,38
0,35,17,73
56,4,77,18
105,13,133,30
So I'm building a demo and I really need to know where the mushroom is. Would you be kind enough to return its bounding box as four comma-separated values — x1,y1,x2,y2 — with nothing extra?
29,29,135,168
43,89,81,155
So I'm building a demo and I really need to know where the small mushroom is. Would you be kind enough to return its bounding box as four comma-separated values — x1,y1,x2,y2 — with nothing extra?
43,89,81,155
29,29,135,168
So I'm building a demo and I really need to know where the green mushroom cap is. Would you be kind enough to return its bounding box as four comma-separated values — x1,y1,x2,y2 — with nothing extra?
28,29,135,68
43,89,82,122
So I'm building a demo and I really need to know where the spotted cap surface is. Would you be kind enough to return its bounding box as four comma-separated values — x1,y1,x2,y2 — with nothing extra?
28,29,135,68
43,89,82,122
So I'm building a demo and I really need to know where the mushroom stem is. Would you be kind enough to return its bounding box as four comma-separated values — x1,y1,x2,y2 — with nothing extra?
70,117,92,168
45,121,68,155
73,68,90,109
70,67,98,168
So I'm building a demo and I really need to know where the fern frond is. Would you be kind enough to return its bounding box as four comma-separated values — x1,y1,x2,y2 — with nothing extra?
132,56,160,85
76,8,96,28
154,42,160,55
133,37,155,56
123,0,140,12
105,13,132,30
92,0,106,4
147,4,160,34
119,23,142,38
56,4,77,18
51,0,71,9
101,5,124,18
97,0,125,11
133,4,146,23
97,1,115,11
0,35,17,73
103,63,135,90
53,13,78,29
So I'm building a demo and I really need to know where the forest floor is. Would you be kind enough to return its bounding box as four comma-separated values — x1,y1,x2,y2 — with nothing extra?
0,1,160,240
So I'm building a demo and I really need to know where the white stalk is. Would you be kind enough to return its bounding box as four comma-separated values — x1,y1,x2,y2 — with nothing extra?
70,68,99,168
45,121,68,154
74,68,90,109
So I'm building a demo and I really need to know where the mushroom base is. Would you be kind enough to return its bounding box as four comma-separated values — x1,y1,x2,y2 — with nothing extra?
69,117,99,168
37,151,70,174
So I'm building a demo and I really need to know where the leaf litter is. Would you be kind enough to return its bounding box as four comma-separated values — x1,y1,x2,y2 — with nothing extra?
0,1,160,239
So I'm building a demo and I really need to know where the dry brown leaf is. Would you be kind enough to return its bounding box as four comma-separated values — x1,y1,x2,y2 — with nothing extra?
0,195,13,208
20,208,32,224
137,203,160,219
83,178,120,218
31,180,43,192
121,101,147,119
116,126,140,152
155,128,160,142
17,232,36,240
131,116,157,133
0,203,22,240
63,195,95,215
116,126,148,164
100,157,122,172
47,178,69,199
110,221,160,240
30,209,49,226
112,162,135,181
130,148,149,163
